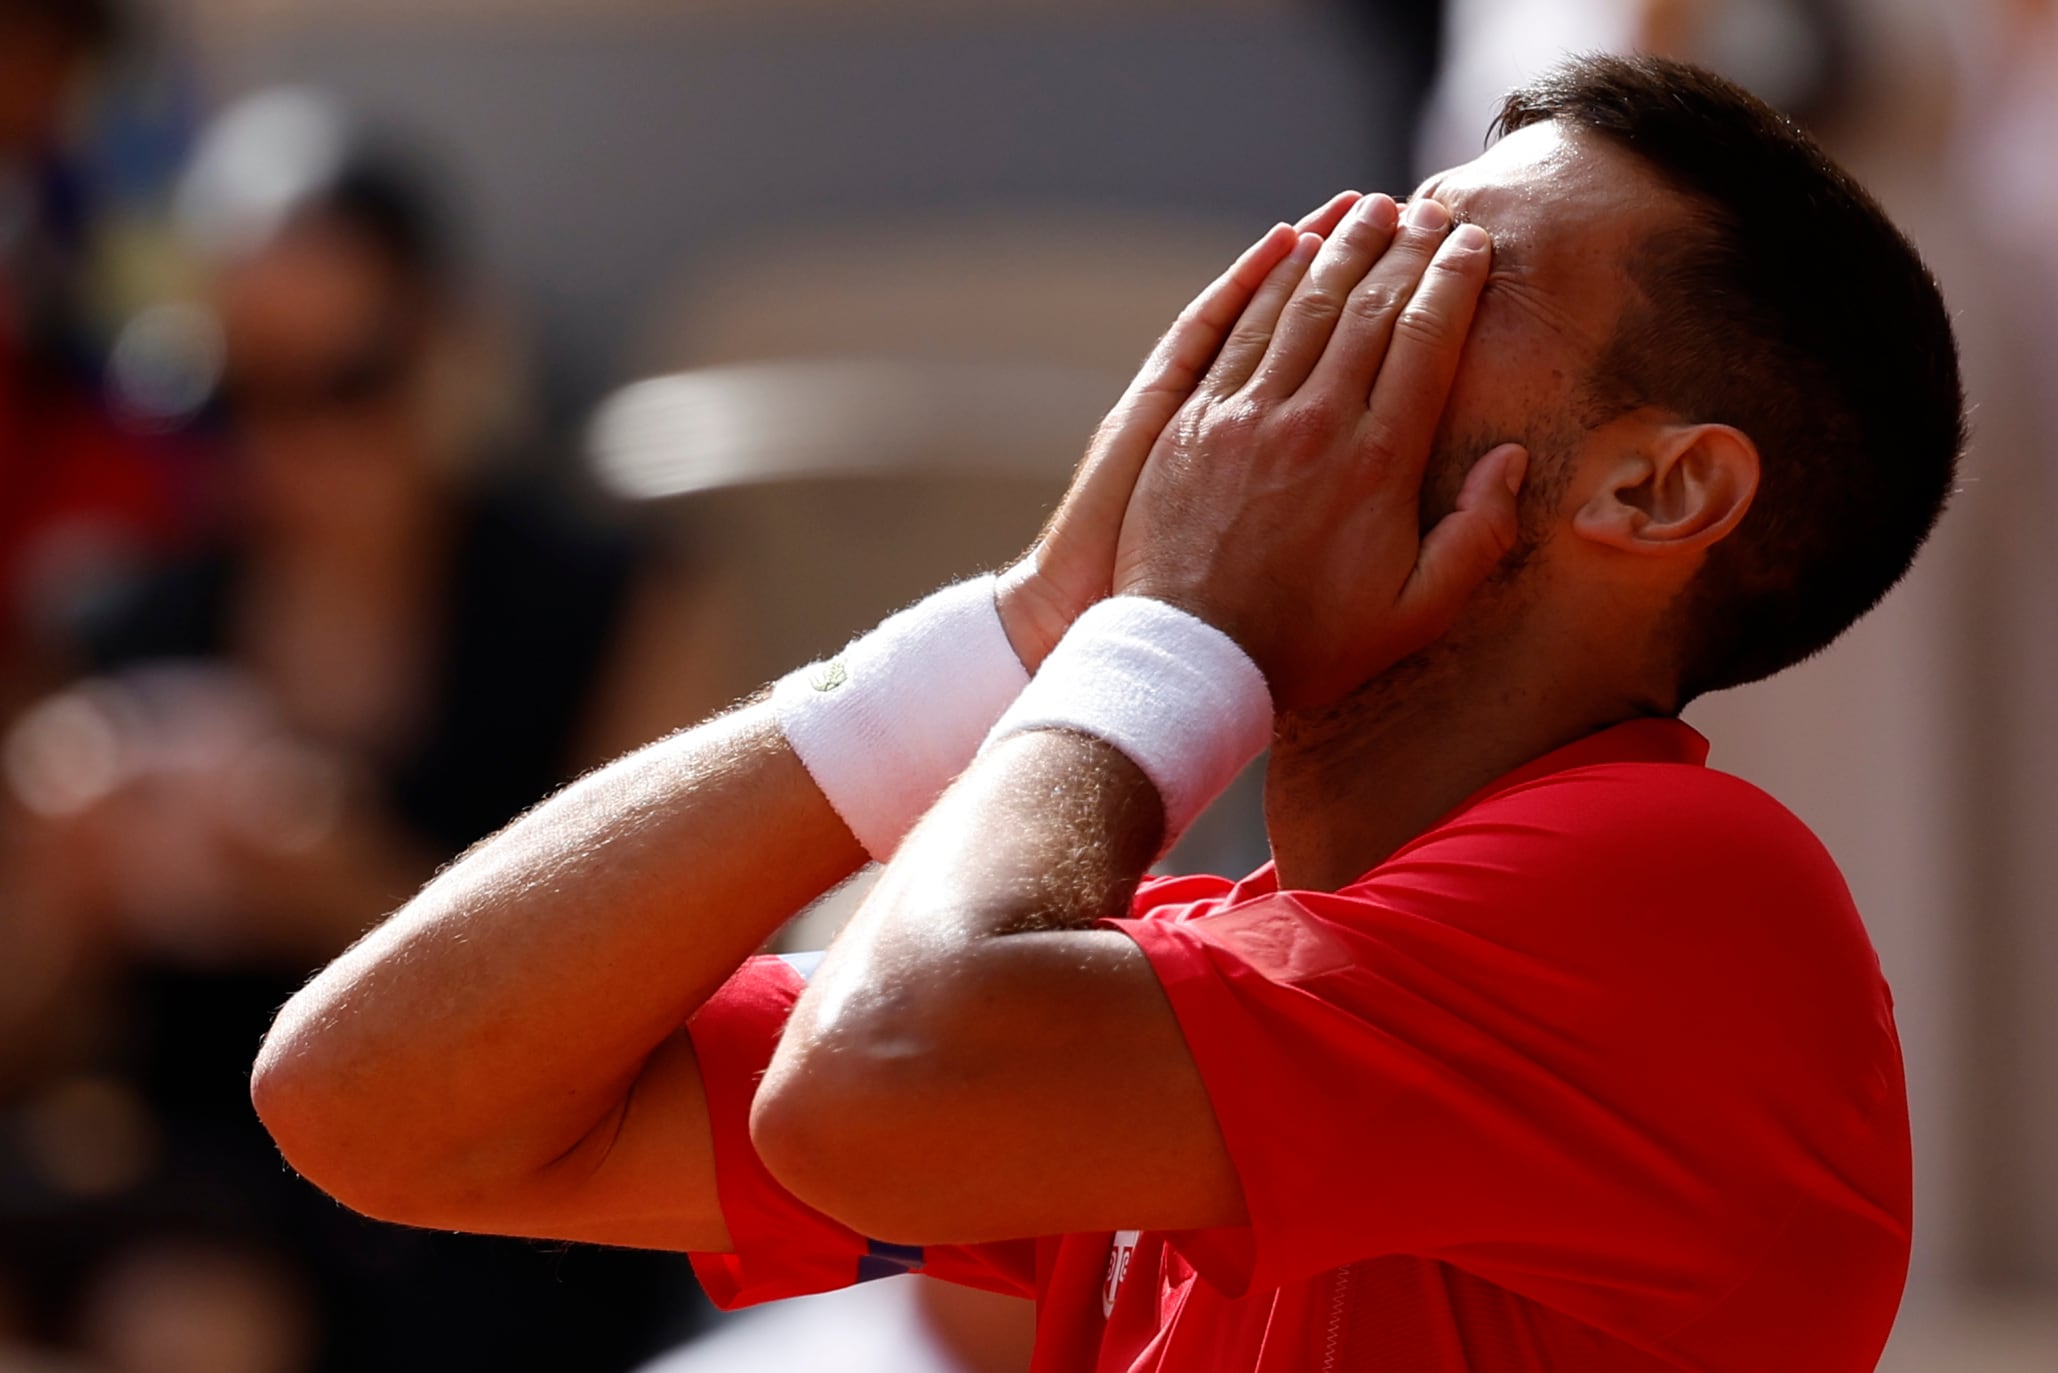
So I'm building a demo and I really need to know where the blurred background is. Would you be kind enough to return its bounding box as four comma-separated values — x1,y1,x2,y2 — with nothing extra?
0,1,2049,1370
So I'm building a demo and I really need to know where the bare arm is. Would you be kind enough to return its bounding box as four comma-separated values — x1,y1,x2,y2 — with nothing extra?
252,704,862,1251
754,195,1524,1245
248,206,1349,1254
754,727,1238,1245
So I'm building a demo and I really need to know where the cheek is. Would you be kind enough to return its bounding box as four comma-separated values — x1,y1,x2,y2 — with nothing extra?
1422,316,1586,528
1443,309,1569,431
1417,341,1525,514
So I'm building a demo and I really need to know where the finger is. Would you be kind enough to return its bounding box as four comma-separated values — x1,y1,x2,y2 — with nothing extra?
1358,218,1492,492
1397,444,1528,635
1293,190,1363,236
1177,188,1366,397
1197,229,1324,397
1036,221,1302,563
1123,221,1300,407
1243,193,1404,399
1301,195,1464,407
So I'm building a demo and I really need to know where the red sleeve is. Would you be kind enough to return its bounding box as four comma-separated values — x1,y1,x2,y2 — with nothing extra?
1110,764,1906,1344
684,956,1038,1310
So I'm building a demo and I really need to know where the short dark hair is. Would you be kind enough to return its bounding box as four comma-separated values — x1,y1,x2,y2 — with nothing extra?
1492,54,1964,698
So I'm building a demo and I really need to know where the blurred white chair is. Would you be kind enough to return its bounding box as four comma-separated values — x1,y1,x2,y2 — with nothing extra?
588,356,1103,693
637,210,1255,376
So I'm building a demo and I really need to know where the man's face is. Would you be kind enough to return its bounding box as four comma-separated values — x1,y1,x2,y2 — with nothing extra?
1291,124,1694,728
1406,121,1686,550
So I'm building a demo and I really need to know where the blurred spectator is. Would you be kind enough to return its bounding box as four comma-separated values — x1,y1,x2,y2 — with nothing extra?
0,90,722,1373
0,0,204,710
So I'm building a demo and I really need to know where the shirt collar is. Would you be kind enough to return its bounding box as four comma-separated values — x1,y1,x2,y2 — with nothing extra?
1222,716,1709,903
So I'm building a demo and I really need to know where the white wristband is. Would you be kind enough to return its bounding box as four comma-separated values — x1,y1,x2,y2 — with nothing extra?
775,575,1031,861
983,596,1273,852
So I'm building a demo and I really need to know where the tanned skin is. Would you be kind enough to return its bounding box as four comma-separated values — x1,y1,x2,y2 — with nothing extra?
252,122,1760,1254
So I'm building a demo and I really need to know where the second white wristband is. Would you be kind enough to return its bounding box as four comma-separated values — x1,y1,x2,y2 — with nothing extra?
982,596,1273,851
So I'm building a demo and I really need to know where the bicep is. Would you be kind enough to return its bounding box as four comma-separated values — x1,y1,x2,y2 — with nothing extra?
755,928,1246,1245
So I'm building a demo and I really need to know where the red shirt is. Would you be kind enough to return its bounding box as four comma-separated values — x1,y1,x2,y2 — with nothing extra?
687,718,1911,1371
0,364,195,655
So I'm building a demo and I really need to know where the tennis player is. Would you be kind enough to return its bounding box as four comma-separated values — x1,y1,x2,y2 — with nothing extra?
252,56,1961,1372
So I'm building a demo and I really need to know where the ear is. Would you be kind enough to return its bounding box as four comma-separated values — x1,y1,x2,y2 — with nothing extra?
1571,422,1758,556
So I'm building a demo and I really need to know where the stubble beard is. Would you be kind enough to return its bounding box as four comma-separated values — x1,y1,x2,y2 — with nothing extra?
1274,420,1576,751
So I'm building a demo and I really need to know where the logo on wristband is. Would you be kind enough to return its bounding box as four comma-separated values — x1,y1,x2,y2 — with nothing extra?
810,661,850,692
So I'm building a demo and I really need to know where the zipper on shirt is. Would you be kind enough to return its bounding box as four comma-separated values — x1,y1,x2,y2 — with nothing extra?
1320,1262,1356,1373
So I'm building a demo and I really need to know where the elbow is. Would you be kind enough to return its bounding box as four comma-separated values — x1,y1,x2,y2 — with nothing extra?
249,1003,443,1227
749,1013,961,1245
249,1014,384,1216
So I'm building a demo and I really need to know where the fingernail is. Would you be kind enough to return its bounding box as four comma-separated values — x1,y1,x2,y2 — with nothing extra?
1403,196,1450,231
1449,223,1489,252
1357,194,1398,231
1504,447,1529,495
1290,231,1322,262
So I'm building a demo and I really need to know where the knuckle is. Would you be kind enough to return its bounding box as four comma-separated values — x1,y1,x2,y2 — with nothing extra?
1288,285,1344,321
1359,415,1408,466
1220,320,1271,356
1273,398,1345,446
1345,281,1403,322
1392,305,1453,349
1185,395,1261,446
1217,395,1269,436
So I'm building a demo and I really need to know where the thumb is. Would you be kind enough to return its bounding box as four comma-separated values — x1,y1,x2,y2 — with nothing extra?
1397,444,1528,630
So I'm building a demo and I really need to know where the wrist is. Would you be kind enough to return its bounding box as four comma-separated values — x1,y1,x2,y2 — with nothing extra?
993,557,1077,675
982,595,1274,854
774,575,1031,861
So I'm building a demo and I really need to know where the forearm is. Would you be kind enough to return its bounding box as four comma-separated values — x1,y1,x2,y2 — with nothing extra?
756,730,1196,1241
752,593,1289,1240
804,728,1157,984
253,701,864,1217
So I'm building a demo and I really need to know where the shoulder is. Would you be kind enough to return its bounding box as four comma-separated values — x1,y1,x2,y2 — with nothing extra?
1366,759,1891,1086
1408,759,1853,920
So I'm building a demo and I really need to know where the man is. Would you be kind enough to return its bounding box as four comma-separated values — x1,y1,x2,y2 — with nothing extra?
1,0,195,687
250,56,1960,1372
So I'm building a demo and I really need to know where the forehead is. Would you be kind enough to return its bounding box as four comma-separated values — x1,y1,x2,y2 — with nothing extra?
1411,121,1681,353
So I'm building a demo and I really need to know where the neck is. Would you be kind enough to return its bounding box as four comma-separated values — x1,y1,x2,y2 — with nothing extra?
1264,619,1667,891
